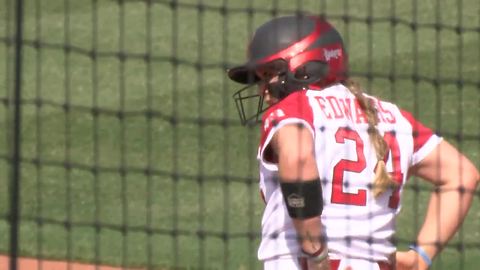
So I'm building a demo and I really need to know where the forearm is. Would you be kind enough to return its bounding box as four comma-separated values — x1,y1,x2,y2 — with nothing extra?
291,216,324,253
415,182,477,260
280,162,325,254
280,174,325,254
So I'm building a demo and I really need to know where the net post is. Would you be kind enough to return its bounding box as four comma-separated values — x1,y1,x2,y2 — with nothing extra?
8,0,24,269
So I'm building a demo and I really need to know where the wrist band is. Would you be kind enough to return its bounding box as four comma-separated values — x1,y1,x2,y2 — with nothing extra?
409,245,432,266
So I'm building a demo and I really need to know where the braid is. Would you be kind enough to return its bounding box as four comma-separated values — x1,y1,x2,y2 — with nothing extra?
344,79,398,198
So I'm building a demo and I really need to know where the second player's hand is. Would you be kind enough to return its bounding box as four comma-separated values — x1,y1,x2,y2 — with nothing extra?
396,250,430,270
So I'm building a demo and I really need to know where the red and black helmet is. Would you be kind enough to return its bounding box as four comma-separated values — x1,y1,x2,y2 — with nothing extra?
228,15,348,124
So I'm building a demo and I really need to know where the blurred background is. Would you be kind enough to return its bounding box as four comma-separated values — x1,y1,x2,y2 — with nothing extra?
0,0,479,269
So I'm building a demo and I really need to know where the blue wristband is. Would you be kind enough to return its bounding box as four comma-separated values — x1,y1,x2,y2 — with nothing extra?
409,245,432,266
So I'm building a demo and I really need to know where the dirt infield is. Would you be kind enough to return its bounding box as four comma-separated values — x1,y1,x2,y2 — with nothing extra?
0,255,144,270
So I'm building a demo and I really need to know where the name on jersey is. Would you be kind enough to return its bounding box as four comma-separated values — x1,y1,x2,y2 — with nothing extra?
314,96,396,124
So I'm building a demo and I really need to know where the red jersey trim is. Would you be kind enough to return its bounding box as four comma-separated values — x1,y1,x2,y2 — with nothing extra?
258,91,315,163
399,110,435,153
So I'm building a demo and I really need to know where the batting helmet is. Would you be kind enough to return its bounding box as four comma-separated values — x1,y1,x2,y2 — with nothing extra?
228,15,348,125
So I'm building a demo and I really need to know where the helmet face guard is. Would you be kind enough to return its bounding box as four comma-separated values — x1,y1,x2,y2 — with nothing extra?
232,83,266,126
232,59,330,125
227,15,348,125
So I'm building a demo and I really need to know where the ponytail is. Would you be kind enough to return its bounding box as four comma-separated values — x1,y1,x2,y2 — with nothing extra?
344,79,398,198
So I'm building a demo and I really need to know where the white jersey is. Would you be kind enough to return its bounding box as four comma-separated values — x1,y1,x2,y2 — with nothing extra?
257,84,442,262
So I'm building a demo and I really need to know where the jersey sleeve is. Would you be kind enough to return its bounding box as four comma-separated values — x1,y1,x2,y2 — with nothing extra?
400,110,443,166
258,91,315,166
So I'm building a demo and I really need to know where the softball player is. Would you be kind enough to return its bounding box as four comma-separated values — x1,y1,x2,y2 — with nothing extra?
227,15,479,270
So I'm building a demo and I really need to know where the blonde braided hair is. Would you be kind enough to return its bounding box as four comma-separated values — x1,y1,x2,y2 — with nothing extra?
344,79,399,198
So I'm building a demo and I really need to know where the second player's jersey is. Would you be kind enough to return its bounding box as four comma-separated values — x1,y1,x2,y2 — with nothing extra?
257,84,442,262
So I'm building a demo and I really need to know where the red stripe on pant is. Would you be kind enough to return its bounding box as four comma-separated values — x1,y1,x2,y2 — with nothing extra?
298,258,393,270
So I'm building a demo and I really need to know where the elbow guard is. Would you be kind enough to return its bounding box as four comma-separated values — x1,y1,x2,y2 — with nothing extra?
280,178,323,219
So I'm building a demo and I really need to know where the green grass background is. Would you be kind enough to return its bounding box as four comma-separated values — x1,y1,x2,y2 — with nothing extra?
0,0,479,269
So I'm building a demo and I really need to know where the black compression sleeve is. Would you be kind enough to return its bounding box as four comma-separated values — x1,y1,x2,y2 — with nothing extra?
280,178,323,219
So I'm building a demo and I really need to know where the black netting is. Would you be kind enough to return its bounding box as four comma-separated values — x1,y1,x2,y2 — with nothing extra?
1,0,479,269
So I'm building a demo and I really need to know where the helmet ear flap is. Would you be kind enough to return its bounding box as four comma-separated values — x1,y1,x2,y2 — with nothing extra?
267,61,329,99
292,61,329,84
